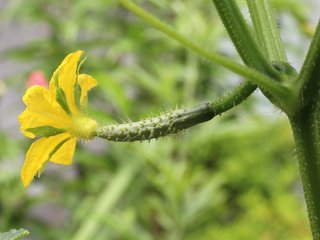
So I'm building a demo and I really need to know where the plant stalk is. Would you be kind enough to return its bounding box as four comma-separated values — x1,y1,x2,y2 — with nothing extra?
290,107,320,240
117,0,291,99
296,20,320,110
290,20,320,240
211,0,295,112
211,0,279,77
247,0,287,62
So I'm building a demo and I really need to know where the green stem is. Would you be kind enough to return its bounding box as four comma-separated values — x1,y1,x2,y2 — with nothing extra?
296,20,320,109
290,107,320,240
211,81,256,114
96,81,256,142
117,0,289,98
247,0,287,62
211,0,280,77
212,0,296,113
290,19,320,240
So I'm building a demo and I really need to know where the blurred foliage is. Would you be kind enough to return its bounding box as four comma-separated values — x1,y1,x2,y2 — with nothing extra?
0,228,29,240
0,0,316,239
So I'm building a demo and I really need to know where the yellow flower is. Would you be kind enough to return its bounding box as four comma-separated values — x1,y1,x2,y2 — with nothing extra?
18,51,98,187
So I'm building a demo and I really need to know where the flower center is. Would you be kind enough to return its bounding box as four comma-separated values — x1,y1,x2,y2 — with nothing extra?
69,114,98,140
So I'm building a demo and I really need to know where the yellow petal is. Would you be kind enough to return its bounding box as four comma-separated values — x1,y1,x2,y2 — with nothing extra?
21,133,72,187
49,66,59,96
50,137,76,164
49,51,83,114
78,73,98,108
18,86,71,137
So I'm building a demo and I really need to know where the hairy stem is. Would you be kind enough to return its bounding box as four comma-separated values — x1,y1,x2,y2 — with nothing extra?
211,81,256,114
247,0,287,62
290,107,320,240
211,0,280,77
296,20,320,110
290,20,320,240
117,0,290,99
211,0,296,113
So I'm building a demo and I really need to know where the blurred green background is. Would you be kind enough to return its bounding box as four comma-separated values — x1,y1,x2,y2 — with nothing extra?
0,0,318,239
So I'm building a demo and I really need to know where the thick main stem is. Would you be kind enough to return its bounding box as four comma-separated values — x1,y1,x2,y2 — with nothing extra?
290,108,320,240
289,20,320,240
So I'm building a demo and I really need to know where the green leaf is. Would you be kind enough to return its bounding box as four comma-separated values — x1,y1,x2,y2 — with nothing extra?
0,229,30,240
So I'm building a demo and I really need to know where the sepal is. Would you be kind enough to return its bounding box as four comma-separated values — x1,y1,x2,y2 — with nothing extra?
25,126,66,138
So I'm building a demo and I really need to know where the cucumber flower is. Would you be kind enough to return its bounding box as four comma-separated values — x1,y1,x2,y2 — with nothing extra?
18,51,98,187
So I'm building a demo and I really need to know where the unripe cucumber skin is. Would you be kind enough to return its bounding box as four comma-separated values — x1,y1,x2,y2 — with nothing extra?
95,103,214,142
